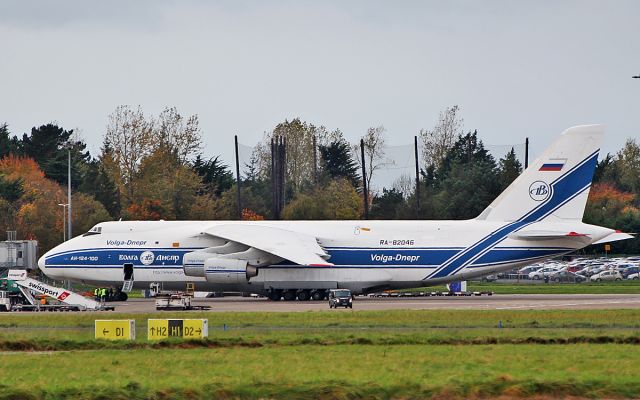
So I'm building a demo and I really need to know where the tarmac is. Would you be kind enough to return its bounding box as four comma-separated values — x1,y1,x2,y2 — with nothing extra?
108,294,640,313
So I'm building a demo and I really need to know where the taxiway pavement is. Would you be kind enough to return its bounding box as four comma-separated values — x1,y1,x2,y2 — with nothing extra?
109,294,640,313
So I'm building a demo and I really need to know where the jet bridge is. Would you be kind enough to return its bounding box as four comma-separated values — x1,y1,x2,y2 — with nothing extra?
4,270,112,311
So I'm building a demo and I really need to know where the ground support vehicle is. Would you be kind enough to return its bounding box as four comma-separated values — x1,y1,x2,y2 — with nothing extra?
155,293,211,310
0,270,113,311
329,289,353,309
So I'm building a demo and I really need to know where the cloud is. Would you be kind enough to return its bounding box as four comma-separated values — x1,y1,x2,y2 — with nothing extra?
0,0,166,31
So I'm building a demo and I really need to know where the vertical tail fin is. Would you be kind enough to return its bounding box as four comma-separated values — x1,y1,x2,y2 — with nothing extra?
478,125,603,222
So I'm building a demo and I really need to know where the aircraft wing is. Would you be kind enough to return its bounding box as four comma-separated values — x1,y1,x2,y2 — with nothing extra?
204,224,333,266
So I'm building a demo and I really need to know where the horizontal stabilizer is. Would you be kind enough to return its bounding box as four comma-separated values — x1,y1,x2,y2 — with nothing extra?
509,230,590,241
592,232,635,245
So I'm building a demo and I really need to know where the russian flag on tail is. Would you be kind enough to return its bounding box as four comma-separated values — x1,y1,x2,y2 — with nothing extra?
539,162,565,171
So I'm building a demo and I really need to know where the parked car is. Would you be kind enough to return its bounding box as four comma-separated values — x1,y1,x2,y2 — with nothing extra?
518,266,541,275
566,263,588,273
626,273,639,280
549,270,586,283
590,270,623,282
620,266,639,279
329,289,353,308
529,267,561,280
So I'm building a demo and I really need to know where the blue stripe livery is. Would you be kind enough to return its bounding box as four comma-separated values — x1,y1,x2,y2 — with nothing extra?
426,149,598,279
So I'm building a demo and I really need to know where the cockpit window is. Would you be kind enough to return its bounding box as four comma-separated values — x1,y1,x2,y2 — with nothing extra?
82,225,102,237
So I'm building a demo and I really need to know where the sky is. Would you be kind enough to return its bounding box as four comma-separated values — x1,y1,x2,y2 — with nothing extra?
1,0,639,170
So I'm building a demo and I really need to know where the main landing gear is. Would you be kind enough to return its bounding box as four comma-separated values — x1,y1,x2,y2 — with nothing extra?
268,289,329,301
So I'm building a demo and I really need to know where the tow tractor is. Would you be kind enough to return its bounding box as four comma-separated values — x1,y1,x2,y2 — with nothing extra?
0,270,113,311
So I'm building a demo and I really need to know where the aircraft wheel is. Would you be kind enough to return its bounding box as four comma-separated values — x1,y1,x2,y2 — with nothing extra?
311,291,324,301
297,290,310,301
117,292,128,301
283,290,296,301
268,291,282,301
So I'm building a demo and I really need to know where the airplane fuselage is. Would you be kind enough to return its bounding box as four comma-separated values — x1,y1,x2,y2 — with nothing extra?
40,219,613,294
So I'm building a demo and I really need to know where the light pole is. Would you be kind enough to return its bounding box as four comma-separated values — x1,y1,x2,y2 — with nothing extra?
58,203,68,242
67,149,72,240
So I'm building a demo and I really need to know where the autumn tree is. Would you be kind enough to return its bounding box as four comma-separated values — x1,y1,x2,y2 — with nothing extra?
283,179,362,220
71,192,111,236
252,118,342,193
353,125,387,193
133,148,204,220
241,208,265,221
103,105,153,205
616,139,640,194
0,155,108,252
123,199,167,221
420,105,463,169
213,184,271,220
103,105,202,209
156,106,202,163
584,183,640,253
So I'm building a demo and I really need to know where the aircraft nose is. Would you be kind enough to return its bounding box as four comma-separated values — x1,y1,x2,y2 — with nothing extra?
38,251,49,273
38,246,63,279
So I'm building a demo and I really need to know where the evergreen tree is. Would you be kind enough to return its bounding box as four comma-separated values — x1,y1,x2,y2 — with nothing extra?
498,147,522,190
434,131,500,219
0,123,18,158
371,188,406,219
0,175,24,203
192,155,234,197
20,124,90,187
319,140,360,187
78,159,121,219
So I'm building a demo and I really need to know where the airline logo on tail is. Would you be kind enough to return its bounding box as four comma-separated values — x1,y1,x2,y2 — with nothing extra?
529,181,551,201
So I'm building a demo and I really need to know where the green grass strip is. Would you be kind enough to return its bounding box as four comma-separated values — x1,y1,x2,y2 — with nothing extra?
1,345,639,399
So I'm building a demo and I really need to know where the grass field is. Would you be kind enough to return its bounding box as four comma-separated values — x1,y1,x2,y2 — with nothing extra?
1,345,640,399
1,309,640,399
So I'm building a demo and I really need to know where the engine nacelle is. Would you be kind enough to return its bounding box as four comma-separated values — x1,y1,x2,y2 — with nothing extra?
204,257,258,284
183,251,209,277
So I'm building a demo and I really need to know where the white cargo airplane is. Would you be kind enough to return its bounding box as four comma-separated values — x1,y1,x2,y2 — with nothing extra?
39,125,632,300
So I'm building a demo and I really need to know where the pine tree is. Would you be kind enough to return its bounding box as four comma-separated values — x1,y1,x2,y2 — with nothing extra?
192,155,234,197
319,140,360,187
498,147,522,190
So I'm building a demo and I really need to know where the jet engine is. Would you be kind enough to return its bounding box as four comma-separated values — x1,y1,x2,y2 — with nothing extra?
183,243,279,281
183,251,208,277
203,257,257,283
